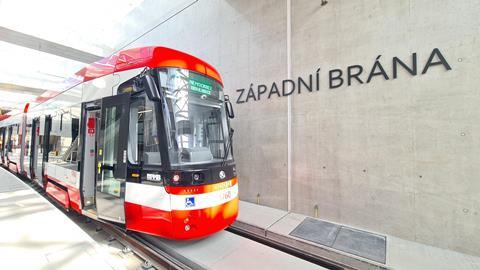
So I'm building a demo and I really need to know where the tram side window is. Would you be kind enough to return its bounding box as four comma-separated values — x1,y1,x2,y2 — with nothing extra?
5,126,12,154
49,114,63,159
3,127,7,156
0,128,3,154
62,105,81,165
9,124,21,159
128,94,161,165
24,123,32,158
49,107,81,168
0,128,4,156
35,120,46,167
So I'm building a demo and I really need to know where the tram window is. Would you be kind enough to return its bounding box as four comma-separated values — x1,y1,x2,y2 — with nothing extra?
128,94,161,165
159,68,233,165
49,114,63,158
62,108,80,166
143,98,161,165
98,105,122,197
0,128,3,154
25,123,32,158
1,128,5,152
6,126,12,153
128,98,142,164
48,106,81,168
61,136,79,164
65,104,81,165
10,124,21,157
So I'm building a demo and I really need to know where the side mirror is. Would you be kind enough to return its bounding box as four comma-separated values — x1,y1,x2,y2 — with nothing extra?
137,73,161,101
225,95,235,119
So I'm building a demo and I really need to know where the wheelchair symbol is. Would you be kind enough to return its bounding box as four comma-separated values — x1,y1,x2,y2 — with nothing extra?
185,197,195,208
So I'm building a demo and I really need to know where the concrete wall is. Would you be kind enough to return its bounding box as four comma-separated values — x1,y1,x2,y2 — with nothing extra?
125,0,480,256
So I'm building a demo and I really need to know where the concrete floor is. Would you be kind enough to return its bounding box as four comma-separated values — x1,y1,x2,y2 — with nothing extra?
142,230,325,270
68,213,155,270
0,168,151,270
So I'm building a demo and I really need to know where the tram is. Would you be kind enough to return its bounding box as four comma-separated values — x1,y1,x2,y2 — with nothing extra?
0,46,238,240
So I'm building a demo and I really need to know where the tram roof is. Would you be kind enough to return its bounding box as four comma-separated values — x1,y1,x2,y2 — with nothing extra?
79,46,222,84
36,46,223,103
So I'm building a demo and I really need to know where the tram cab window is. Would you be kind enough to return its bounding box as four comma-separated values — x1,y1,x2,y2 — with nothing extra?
159,68,233,166
128,94,161,165
128,99,141,164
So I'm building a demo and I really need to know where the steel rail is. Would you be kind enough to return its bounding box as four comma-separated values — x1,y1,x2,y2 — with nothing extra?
102,222,200,270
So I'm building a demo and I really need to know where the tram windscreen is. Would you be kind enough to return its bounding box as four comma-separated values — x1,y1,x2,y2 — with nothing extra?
159,68,233,166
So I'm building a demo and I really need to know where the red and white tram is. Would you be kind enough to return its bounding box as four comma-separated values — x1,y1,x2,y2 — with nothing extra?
0,46,238,240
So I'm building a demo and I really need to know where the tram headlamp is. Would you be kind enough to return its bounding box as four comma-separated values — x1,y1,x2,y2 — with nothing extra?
185,224,191,231
192,173,202,182
172,174,181,183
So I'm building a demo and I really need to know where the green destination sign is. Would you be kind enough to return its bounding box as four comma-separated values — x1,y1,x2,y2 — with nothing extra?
189,73,213,95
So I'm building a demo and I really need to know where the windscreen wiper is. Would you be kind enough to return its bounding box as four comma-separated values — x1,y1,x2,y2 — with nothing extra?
221,128,234,166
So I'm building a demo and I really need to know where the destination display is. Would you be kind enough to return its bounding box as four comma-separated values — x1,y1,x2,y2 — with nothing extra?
188,72,221,99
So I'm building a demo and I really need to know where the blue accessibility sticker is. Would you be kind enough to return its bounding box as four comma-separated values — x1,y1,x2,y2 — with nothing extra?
185,197,195,208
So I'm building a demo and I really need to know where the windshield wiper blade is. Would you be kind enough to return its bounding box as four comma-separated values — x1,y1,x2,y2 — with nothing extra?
221,128,234,166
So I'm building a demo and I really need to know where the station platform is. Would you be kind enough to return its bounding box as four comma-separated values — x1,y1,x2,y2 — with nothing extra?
0,168,126,270
236,201,480,270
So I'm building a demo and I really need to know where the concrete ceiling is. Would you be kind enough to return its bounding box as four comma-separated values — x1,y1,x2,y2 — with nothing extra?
0,26,102,63
0,27,102,114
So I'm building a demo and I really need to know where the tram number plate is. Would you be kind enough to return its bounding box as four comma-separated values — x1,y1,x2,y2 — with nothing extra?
220,190,232,201
146,173,161,181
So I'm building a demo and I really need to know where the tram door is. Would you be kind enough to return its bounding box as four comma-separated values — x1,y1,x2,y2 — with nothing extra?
0,127,4,164
30,118,43,185
81,105,100,209
95,93,130,223
30,119,38,180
